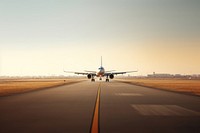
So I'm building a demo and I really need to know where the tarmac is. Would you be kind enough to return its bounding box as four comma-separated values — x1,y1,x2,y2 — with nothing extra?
0,80,200,133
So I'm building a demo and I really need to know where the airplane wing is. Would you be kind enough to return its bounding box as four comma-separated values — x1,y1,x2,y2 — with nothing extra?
84,70,96,73
64,70,96,76
105,70,116,72
104,71,138,76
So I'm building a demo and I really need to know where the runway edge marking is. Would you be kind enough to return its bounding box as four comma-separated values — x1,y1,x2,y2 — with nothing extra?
90,83,101,133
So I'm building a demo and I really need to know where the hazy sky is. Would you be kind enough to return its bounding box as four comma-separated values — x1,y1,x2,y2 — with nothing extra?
0,0,200,76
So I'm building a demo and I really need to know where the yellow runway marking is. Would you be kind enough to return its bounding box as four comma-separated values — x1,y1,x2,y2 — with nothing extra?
90,83,101,133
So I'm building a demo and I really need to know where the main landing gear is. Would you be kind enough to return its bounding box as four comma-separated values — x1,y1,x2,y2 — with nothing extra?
106,78,109,82
91,78,95,82
105,75,109,82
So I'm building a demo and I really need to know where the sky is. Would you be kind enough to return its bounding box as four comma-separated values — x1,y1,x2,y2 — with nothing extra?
0,0,200,76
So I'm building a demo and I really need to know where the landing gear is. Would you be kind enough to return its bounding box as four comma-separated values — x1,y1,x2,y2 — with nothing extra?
106,75,109,82
91,78,95,82
106,78,109,82
99,77,102,80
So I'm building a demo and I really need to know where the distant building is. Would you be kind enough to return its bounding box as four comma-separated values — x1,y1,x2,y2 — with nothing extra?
147,72,200,79
174,74,182,78
147,72,173,78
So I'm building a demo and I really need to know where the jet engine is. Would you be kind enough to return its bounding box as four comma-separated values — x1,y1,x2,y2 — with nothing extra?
87,74,92,79
109,74,114,79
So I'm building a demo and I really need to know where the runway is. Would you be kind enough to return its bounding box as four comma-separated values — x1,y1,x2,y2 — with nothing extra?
0,80,200,133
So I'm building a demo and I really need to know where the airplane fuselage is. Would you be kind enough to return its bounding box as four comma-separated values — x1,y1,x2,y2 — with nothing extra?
96,66,105,77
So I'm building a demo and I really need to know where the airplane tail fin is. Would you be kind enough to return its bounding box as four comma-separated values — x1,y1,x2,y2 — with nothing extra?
101,56,102,67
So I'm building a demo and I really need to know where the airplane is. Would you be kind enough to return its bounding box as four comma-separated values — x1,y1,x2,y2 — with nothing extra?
64,57,137,82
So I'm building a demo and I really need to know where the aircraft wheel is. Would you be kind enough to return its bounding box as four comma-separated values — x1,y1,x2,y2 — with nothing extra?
106,79,109,82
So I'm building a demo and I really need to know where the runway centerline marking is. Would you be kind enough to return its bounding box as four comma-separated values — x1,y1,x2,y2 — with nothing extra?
90,83,101,133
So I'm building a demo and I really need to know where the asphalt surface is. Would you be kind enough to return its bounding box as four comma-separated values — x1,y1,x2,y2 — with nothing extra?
0,80,200,133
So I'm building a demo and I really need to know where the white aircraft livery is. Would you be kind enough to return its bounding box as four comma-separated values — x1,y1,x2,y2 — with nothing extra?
64,57,137,82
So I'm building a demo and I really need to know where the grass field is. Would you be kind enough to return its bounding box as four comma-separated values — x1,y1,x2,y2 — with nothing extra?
116,78,200,96
0,78,85,96
1,78,200,97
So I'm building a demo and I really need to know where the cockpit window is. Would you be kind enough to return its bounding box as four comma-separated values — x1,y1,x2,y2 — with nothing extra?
99,67,104,70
